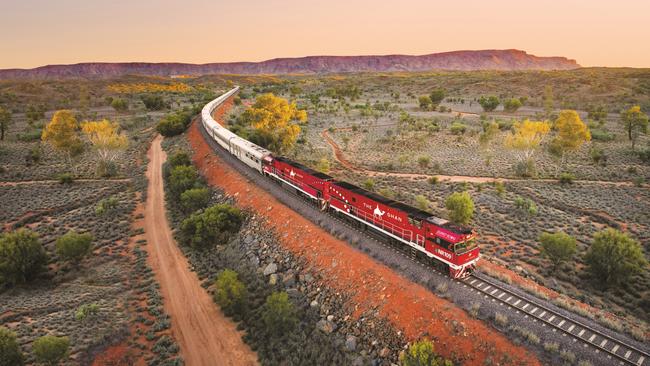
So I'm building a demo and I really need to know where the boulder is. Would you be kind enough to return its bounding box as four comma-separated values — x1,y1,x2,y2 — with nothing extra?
345,335,357,351
263,262,277,276
316,319,336,334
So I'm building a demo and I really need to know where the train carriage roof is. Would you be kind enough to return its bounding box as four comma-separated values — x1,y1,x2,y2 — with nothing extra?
275,157,333,180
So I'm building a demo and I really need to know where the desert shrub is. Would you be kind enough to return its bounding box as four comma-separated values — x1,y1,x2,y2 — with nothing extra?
514,196,537,217
180,204,242,249
141,94,166,111
96,160,118,177
214,269,247,317
445,191,474,224
95,196,118,215
560,350,576,364
362,179,375,190
16,129,43,142
75,303,100,321
585,228,647,286
513,158,537,177
449,121,466,135
543,342,559,353
316,158,330,173
415,195,431,211
57,173,74,184
539,231,576,270
180,187,210,213
111,98,128,112
469,303,481,318
503,98,522,113
590,129,614,142
494,181,505,196
262,292,297,335
25,146,41,165
638,147,650,163
400,338,451,366
55,230,93,264
156,107,197,137
427,176,439,185
633,176,645,186
478,96,500,112
558,172,575,184
497,119,514,131
0,326,24,366
494,312,508,327
429,88,445,106
418,95,433,110
590,147,607,165
168,165,200,198
168,151,192,169
33,335,69,366
577,361,593,366
417,156,431,168
0,229,48,287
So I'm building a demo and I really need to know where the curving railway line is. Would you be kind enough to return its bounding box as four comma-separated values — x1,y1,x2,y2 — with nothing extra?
196,88,649,366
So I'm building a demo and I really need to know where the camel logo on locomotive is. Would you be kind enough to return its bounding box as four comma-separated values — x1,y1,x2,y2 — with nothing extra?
373,205,385,218
289,169,296,179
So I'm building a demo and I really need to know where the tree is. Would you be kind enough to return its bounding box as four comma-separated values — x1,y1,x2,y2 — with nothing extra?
0,229,48,287
479,121,499,147
539,231,576,270
168,165,199,198
0,326,24,366
504,120,551,177
238,93,307,154
0,107,12,141
168,151,191,168
32,335,69,366
445,192,474,225
503,98,522,113
180,204,242,249
478,96,500,112
400,339,452,366
429,89,446,107
620,106,649,150
180,187,210,213
110,98,129,112
214,269,247,316
262,292,296,335
81,120,129,176
55,230,93,264
585,228,647,286
543,85,554,117
550,110,591,168
415,195,430,211
418,96,432,111
42,110,84,169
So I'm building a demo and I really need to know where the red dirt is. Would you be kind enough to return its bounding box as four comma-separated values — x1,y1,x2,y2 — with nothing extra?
142,135,258,366
91,344,137,366
188,108,542,365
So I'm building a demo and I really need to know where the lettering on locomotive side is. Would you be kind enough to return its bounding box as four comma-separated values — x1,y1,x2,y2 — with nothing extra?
436,230,456,242
362,202,373,211
436,248,453,260
386,211,402,222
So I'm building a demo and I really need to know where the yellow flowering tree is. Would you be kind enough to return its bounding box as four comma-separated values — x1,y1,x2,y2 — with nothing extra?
239,93,307,154
81,120,128,176
549,110,591,169
504,119,551,177
42,110,84,168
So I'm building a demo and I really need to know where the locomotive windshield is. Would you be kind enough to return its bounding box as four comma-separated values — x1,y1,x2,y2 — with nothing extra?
454,238,477,255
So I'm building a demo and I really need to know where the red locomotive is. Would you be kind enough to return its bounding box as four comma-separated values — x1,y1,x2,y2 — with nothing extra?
264,156,479,278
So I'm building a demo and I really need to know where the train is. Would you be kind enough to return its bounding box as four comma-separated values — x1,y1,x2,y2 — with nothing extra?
201,87,480,278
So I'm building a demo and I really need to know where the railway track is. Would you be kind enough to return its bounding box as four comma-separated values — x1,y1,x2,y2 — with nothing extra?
196,117,649,366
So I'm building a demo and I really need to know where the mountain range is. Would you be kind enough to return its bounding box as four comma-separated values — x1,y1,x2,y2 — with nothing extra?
0,49,580,79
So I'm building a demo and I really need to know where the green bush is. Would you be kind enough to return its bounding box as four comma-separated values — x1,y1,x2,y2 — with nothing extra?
585,228,647,286
415,195,430,211
362,179,375,191
590,147,607,165
32,335,69,366
400,338,451,366
427,176,439,185
513,159,537,177
55,230,93,264
168,151,192,168
0,326,24,366
57,173,74,184
168,165,200,198
111,98,129,112
449,122,466,135
262,292,296,335
478,96,500,112
539,231,576,270
96,161,118,178
214,269,247,317
590,129,615,142
503,98,523,113
156,108,197,137
141,94,166,111
180,187,211,213
95,196,119,216
445,191,474,225
0,229,48,287
559,172,575,184
75,303,100,321
16,129,43,142
180,204,242,249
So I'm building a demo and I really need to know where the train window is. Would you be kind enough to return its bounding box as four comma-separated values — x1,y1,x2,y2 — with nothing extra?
408,218,422,228
435,237,453,250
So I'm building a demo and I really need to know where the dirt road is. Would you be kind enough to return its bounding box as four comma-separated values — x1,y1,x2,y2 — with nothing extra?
144,135,258,366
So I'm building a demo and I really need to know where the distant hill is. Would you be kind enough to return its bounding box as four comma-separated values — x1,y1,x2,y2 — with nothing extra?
0,49,580,79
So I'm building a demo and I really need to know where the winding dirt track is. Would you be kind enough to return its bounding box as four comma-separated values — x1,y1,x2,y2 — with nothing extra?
144,135,258,366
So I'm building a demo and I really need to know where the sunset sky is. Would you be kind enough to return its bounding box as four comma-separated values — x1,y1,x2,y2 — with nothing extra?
1,0,648,69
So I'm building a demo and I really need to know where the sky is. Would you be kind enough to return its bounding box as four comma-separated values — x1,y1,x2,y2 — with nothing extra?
1,0,648,69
